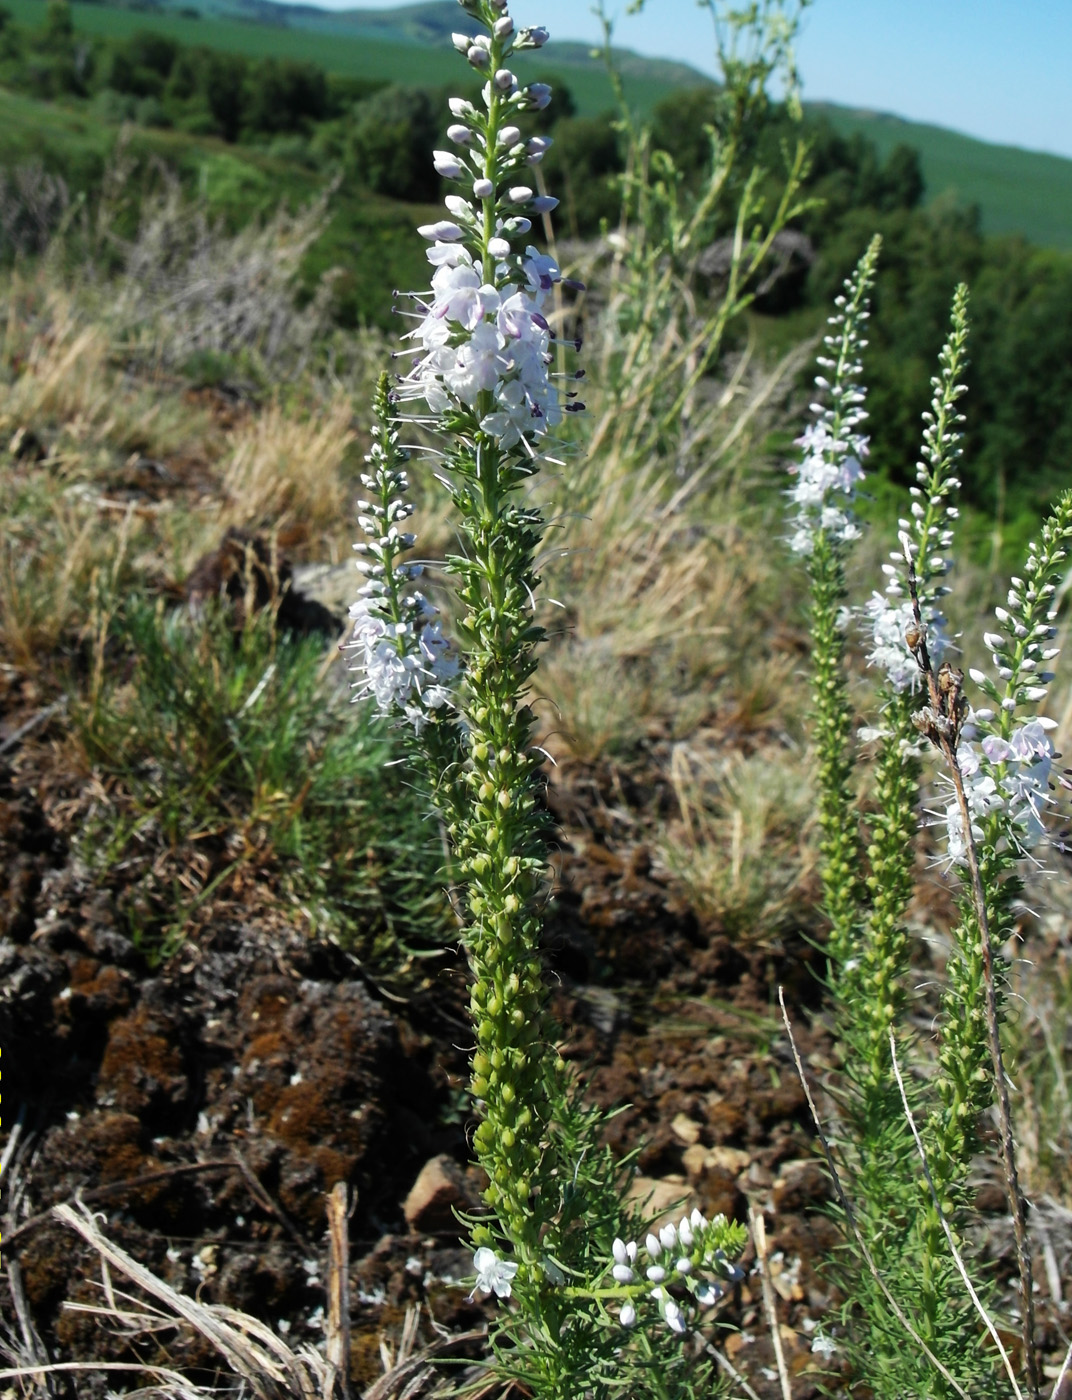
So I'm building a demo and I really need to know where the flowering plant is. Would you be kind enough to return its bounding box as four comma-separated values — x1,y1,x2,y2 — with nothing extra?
789,243,1070,1397
345,5,761,1397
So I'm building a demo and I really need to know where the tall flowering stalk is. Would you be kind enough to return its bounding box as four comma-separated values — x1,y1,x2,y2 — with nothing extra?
854,284,969,1092
351,0,578,1267
790,252,1063,1395
788,234,880,966
348,9,747,1397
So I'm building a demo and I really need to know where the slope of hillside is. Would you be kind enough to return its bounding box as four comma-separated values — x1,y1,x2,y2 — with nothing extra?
815,104,1072,249
2,0,695,118
7,0,1072,247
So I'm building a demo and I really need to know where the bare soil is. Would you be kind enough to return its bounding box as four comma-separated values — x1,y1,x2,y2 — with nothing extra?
2,641,1067,1397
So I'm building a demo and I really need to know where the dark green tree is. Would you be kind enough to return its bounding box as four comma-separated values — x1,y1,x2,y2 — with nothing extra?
347,84,439,201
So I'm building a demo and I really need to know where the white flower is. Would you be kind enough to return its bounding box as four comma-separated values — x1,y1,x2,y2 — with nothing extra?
942,741,1003,865
649,1288,687,1335
470,1247,518,1299
611,1236,637,1283
431,262,500,332
619,1301,637,1328
811,1332,837,1359
691,1280,722,1307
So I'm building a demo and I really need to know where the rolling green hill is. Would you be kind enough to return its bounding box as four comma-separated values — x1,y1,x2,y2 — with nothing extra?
815,105,1072,250
6,0,1072,247
1,0,692,118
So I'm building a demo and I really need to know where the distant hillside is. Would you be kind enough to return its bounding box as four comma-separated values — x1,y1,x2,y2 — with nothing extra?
7,0,1072,247
112,0,709,85
2,0,702,118
812,105,1072,250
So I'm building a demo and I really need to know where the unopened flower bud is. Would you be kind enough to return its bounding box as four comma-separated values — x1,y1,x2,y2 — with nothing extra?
530,195,558,213
447,123,472,145
467,44,490,67
494,68,517,91
493,14,514,36
525,82,551,109
434,151,463,178
449,97,476,117
498,125,522,147
417,220,464,241
451,31,472,52
507,185,533,203
517,24,549,47
473,177,494,198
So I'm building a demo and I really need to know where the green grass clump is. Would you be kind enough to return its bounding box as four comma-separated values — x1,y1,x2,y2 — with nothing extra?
75,598,454,975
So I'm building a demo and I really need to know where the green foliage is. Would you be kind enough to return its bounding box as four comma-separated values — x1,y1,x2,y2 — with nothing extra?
541,113,621,238
346,84,441,202
75,598,453,974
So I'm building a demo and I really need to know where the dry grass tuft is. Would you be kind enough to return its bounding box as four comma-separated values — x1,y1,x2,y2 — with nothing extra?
663,739,817,940
220,393,359,548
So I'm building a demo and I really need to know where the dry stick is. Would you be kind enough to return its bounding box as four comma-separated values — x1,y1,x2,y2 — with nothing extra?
903,542,1040,1400
747,1202,792,1400
887,1031,1023,1400
776,988,972,1400
325,1181,352,1400
231,1147,312,1255
7,1259,56,1400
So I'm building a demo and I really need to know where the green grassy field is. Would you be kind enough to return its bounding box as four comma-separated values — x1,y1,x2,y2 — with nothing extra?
3,0,674,117
0,84,435,327
7,0,1072,249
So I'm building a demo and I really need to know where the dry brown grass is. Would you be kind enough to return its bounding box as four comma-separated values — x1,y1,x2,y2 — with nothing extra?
1,287,217,469
219,392,358,551
663,737,817,940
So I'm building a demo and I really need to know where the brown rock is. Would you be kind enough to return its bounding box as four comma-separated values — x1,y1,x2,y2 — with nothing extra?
403,1155,474,1235
627,1175,691,1227
695,1164,746,1223
772,1160,829,1213
670,1112,702,1145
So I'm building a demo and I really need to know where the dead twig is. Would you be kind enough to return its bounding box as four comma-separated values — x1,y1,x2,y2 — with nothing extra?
6,1259,56,1399
2,1159,238,1254
231,1147,312,1256
326,1181,352,1400
699,1337,764,1400
1051,1338,1072,1400
0,698,67,756
747,1202,792,1400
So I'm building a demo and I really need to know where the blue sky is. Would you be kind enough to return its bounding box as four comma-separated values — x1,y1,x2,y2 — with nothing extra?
325,0,1072,160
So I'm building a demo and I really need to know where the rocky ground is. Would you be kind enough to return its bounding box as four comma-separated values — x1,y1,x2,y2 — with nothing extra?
1,523,1069,1399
